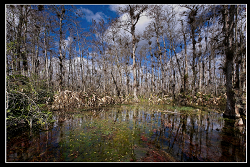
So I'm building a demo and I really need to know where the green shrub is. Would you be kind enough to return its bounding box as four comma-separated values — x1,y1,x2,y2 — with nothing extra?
6,74,54,129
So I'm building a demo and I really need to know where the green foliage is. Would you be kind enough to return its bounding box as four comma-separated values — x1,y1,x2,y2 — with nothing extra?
178,106,195,112
7,74,31,90
162,105,194,113
196,92,202,98
186,94,192,100
59,118,150,162
6,74,54,129
6,41,17,54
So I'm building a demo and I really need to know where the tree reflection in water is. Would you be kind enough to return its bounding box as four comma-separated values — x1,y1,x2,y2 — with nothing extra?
151,110,246,162
7,105,246,162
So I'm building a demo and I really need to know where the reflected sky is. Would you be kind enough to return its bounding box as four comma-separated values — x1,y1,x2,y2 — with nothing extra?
7,105,246,162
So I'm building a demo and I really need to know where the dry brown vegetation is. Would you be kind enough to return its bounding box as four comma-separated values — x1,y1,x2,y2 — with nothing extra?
51,90,116,110
147,92,227,107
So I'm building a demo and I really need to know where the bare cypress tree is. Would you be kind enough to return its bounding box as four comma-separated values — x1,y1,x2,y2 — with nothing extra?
90,19,109,94
6,5,246,109
182,5,199,96
222,5,237,118
6,5,31,76
50,5,66,91
142,25,155,94
15,5,24,75
148,5,165,97
180,19,188,95
117,5,148,102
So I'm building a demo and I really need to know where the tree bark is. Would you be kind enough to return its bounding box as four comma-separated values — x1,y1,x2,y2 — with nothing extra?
180,20,188,94
187,7,198,96
132,30,138,101
16,6,24,74
57,6,65,91
222,5,236,118
198,27,202,92
191,27,196,96
235,5,239,90
149,42,155,93
58,16,63,91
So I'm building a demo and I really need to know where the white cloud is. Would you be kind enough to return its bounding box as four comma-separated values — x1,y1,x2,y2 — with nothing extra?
135,15,152,34
62,36,73,50
109,4,126,14
79,7,107,22
108,5,151,35
109,9,151,38
109,5,119,12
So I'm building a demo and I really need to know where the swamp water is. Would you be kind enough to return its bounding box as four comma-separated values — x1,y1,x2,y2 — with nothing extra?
6,104,246,162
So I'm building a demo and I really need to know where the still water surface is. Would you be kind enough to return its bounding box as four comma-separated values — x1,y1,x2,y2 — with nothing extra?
7,104,246,162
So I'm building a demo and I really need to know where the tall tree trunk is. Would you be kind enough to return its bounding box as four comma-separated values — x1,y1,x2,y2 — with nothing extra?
180,20,188,95
191,27,196,96
102,45,107,93
58,16,64,91
34,33,39,77
56,6,65,91
125,5,147,101
114,44,122,97
239,30,245,94
132,30,138,101
16,7,24,75
172,43,183,91
198,27,202,92
188,8,198,96
162,35,167,94
213,48,217,96
154,22,164,96
44,28,49,89
22,6,28,76
208,44,212,94
68,44,72,90
235,5,239,91
222,5,236,118
172,69,176,100
169,43,175,100
149,42,154,93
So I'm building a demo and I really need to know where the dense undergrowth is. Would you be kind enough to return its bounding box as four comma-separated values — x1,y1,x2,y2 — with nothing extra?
6,74,54,131
6,74,227,132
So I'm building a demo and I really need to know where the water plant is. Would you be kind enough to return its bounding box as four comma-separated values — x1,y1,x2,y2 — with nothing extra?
59,117,152,162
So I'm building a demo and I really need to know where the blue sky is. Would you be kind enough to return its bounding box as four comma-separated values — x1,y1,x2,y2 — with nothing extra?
73,5,118,29
54,4,234,69
51,5,119,59
60,5,184,64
